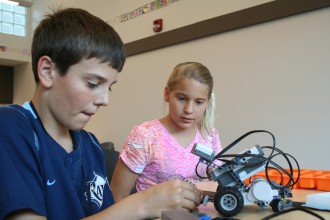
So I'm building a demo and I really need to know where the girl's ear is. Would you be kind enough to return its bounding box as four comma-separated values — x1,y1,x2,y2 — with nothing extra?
164,87,170,102
37,56,53,88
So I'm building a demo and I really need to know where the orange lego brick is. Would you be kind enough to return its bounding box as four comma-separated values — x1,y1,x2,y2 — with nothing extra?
299,174,316,189
316,174,330,191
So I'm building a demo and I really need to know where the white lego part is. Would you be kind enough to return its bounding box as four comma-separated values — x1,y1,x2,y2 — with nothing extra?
252,181,273,201
238,171,248,178
248,146,261,155
242,191,255,205
246,190,255,202
247,178,273,202
272,189,279,197
202,195,209,206
238,165,265,180
239,146,260,155
195,143,214,156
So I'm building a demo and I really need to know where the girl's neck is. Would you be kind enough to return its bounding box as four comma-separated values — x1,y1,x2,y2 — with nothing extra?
160,116,196,148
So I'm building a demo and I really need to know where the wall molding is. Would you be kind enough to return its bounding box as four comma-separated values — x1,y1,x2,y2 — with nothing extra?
125,0,330,56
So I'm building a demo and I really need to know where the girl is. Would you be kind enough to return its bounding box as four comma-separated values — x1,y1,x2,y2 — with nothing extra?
111,62,222,202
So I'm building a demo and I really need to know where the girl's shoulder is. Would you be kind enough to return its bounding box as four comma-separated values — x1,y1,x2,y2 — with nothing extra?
124,119,165,148
199,127,219,138
196,128,220,145
139,119,161,128
132,119,164,135
210,128,220,137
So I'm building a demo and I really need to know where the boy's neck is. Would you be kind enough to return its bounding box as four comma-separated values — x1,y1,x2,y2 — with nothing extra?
31,98,74,153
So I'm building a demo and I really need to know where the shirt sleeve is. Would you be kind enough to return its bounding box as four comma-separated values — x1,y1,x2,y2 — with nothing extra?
210,128,223,166
0,107,46,219
120,125,151,174
211,128,222,154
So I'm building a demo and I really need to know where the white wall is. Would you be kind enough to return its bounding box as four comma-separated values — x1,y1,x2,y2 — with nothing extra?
11,0,330,170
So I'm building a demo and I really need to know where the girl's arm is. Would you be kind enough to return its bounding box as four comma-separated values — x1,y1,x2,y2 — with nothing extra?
110,158,139,202
6,210,46,220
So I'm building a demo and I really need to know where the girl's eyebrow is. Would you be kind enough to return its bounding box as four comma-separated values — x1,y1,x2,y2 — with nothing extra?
175,92,207,99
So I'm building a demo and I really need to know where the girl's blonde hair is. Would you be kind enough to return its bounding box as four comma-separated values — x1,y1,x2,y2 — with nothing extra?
166,62,216,137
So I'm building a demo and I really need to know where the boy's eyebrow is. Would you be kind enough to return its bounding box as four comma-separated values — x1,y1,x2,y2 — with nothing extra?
86,73,106,79
86,73,115,83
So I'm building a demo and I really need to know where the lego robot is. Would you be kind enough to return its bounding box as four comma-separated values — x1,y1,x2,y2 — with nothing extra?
192,140,296,217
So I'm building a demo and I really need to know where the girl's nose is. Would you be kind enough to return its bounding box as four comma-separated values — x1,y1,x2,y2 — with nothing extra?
184,101,193,114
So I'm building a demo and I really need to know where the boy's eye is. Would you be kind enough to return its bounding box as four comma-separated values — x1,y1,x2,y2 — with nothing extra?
87,81,99,89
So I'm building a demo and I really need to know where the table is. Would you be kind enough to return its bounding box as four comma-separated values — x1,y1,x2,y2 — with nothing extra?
195,181,330,219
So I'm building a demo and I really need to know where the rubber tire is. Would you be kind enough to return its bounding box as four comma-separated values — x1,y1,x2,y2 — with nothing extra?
214,187,244,217
271,199,285,212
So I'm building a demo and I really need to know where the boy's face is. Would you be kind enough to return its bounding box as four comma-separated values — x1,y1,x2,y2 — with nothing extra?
48,58,118,131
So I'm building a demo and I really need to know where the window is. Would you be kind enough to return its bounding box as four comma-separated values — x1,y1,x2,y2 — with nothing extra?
0,2,26,36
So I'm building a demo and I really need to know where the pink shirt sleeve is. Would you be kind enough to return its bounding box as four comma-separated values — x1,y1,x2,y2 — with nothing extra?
120,125,151,174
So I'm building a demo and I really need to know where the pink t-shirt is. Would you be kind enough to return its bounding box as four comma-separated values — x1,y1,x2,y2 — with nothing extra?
120,119,222,191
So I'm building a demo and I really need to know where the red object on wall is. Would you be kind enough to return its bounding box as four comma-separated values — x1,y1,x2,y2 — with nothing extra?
153,19,163,32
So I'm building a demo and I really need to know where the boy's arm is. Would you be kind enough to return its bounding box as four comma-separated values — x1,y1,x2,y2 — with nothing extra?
0,108,47,219
86,179,201,220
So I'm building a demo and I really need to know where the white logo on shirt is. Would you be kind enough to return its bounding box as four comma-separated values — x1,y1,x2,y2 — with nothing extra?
85,172,107,209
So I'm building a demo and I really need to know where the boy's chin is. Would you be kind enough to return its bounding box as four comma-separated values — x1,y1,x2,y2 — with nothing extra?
70,122,88,131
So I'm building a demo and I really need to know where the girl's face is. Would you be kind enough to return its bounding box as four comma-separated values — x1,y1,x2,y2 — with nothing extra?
164,78,210,131
47,58,118,131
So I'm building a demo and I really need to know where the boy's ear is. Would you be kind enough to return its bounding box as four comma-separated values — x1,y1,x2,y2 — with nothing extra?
164,87,170,102
37,56,53,88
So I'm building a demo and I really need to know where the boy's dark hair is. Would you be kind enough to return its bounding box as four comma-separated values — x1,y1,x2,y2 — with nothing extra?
31,8,126,82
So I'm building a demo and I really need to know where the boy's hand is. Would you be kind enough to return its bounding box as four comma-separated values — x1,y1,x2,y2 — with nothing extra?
141,179,201,218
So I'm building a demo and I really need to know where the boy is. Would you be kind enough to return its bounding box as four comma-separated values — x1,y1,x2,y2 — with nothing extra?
0,8,200,219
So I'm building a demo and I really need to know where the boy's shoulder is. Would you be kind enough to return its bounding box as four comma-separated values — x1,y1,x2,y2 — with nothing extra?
0,104,38,151
0,104,31,121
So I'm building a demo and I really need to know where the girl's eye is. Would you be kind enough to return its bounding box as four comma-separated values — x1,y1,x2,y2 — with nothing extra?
87,81,99,89
177,96,185,101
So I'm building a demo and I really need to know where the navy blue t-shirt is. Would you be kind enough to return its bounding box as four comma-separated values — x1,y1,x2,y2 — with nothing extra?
0,102,115,219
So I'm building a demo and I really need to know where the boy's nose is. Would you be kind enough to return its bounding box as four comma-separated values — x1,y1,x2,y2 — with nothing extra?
95,91,109,106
